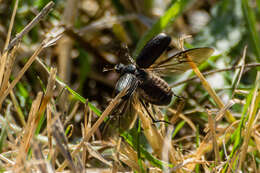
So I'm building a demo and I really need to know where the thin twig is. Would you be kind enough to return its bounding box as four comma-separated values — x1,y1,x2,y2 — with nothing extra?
170,63,260,88
204,100,235,133
3,0,19,51
4,1,54,53
231,46,247,98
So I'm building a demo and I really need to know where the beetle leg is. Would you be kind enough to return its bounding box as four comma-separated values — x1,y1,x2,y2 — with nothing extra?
139,99,171,125
172,91,185,100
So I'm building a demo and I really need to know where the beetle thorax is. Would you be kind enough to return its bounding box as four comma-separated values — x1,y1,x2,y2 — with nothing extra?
115,64,137,75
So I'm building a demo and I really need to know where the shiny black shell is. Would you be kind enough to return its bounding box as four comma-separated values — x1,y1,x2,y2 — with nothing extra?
115,65,173,106
115,73,137,96
136,33,171,68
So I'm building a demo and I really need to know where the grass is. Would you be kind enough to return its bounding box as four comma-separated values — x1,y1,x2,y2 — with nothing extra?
0,0,259,172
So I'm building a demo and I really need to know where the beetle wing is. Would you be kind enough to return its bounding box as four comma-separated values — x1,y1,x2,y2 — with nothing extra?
102,94,138,139
103,73,139,139
136,33,171,68
148,47,214,75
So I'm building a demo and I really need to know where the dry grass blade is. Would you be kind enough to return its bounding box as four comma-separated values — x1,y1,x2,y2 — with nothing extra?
82,103,92,168
47,104,52,154
3,0,19,50
4,1,55,52
15,92,43,170
0,46,17,97
231,46,247,98
85,142,112,167
0,0,18,88
207,110,220,166
34,68,57,126
162,125,174,172
84,87,127,142
0,153,15,166
64,101,80,126
79,14,137,33
186,129,234,171
0,41,48,110
170,63,260,88
168,108,196,131
0,45,26,125
170,158,196,172
0,52,8,87
36,57,66,88
252,126,260,154
56,0,78,110
57,87,128,171
118,141,144,172
14,68,56,170
186,54,236,123
204,100,235,133
32,141,49,173
52,118,80,172
238,71,260,169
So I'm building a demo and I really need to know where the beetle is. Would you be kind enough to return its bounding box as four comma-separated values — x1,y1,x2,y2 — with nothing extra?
114,33,214,106
103,33,214,138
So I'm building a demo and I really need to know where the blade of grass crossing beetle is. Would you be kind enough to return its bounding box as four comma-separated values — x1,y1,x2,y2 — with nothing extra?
133,0,190,58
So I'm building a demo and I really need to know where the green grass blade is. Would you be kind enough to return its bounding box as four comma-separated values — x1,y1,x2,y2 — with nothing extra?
88,102,102,116
133,0,190,58
122,130,173,169
242,0,260,60
172,120,185,139
66,85,102,116
0,122,7,153
257,0,260,14
223,87,254,171
65,85,86,103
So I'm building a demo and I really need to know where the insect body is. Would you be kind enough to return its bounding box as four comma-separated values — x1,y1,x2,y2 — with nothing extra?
114,33,173,106
115,63,173,105
103,33,214,138
114,33,214,106
138,70,173,105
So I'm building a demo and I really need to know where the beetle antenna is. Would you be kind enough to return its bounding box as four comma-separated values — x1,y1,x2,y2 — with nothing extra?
120,43,136,65
103,66,114,72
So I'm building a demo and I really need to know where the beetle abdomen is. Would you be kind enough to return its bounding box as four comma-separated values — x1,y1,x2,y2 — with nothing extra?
139,72,173,105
